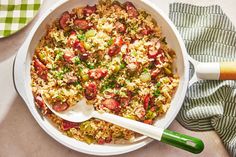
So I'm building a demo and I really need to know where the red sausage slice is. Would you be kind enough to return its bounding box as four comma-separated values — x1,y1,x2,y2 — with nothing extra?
115,21,126,33
151,68,160,79
102,98,120,111
61,120,78,131
108,37,123,57
83,5,97,16
85,83,97,100
74,19,91,30
123,2,139,18
63,51,75,63
143,94,150,110
79,52,90,61
35,95,46,109
108,44,121,57
73,40,86,53
34,59,48,81
59,11,70,30
143,119,153,125
140,26,153,36
52,102,69,112
148,50,159,59
114,36,124,46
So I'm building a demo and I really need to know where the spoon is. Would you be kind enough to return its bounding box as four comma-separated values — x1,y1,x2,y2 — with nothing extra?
44,98,204,154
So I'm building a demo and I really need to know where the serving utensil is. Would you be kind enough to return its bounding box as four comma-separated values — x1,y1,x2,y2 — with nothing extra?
44,97,204,154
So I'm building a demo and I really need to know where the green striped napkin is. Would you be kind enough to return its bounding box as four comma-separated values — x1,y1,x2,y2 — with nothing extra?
0,0,42,38
169,3,236,156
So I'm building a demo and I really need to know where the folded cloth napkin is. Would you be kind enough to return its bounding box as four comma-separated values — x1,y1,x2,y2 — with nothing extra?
169,3,236,157
0,0,42,38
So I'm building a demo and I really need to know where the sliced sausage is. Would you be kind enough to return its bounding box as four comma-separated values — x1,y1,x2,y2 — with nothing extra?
108,37,123,57
35,95,51,115
63,51,75,63
73,40,86,53
123,2,139,18
33,59,48,81
148,50,159,59
143,119,153,125
52,102,69,112
115,21,126,33
74,19,91,30
88,69,108,80
120,97,130,107
97,138,105,144
140,26,153,35
114,36,124,46
83,5,97,16
112,1,123,11
105,136,112,143
155,50,165,65
79,52,90,61
59,11,70,30
151,68,160,79
35,95,46,109
61,120,78,131
108,44,121,57
143,94,150,110
85,82,97,100
102,98,120,111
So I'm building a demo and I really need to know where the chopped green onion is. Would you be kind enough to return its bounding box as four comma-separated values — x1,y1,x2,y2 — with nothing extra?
120,62,126,69
73,56,81,65
55,51,64,61
156,82,161,88
87,63,95,69
107,38,114,46
143,68,148,73
145,110,157,119
153,89,160,97
77,34,85,41
131,51,137,56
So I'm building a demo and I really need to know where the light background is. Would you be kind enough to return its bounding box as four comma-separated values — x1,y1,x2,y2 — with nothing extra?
0,0,234,157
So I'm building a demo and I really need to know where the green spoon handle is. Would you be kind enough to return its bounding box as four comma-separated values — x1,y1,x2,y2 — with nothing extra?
161,129,204,154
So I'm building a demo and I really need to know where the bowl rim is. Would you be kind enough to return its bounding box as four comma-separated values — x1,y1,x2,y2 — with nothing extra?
13,0,190,155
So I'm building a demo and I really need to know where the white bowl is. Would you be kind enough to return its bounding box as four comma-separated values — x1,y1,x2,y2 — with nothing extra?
13,0,189,155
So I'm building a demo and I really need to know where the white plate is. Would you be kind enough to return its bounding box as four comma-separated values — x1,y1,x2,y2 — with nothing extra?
13,0,189,155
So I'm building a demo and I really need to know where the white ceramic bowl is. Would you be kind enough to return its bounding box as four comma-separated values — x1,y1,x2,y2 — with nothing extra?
13,0,189,155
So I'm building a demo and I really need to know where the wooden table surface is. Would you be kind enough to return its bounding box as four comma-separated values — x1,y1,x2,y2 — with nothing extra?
1,0,235,156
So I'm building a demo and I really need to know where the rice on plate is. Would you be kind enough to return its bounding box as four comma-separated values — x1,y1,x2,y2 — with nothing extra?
31,0,179,144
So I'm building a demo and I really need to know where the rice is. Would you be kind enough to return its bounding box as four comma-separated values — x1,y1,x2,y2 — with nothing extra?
31,0,179,144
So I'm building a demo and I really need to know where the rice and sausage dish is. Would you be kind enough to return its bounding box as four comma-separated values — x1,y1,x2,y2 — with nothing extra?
31,0,179,144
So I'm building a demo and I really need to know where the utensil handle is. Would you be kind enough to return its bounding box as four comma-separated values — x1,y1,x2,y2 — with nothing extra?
196,62,236,80
161,129,204,154
93,112,204,154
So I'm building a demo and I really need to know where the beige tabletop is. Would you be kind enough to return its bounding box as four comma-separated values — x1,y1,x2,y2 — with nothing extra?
0,0,235,157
